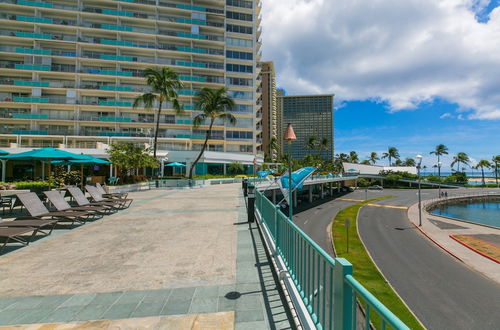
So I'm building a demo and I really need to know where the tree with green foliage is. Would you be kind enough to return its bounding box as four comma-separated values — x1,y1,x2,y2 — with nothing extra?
319,137,329,151
334,153,349,173
228,162,244,175
402,157,416,167
492,155,500,187
348,151,359,163
430,144,449,178
382,147,400,166
451,152,470,172
268,136,279,160
475,159,491,186
133,67,183,160
369,152,379,165
189,87,235,181
107,143,158,180
360,160,371,165
305,136,318,151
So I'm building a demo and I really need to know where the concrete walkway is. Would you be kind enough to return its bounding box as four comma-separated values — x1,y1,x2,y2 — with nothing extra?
408,199,500,284
0,184,293,329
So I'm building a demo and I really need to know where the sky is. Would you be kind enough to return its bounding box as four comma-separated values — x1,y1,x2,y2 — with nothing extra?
261,0,500,170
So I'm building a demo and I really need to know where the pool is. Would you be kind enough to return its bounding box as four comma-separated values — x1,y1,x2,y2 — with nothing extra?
430,201,500,229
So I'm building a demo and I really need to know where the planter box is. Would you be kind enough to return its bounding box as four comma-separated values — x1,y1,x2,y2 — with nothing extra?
106,182,150,193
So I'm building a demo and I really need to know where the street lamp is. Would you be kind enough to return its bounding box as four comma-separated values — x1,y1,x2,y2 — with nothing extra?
284,123,297,221
416,155,423,226
437,161,442,198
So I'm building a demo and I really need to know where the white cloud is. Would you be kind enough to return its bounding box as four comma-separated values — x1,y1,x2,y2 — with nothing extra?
261,0,500,119
440,112,453,119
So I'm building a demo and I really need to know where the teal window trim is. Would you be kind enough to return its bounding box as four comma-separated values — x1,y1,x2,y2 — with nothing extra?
12,113,48,119
12,130,49,135
103,9,133,17
100,54,133,61
177,4,206,12
99,85,132,91
176,61,207,68
14,64,51,71
15,31,52,39
16,15,53,23
101,24,133,32
18,0,53,8
14,80,50,87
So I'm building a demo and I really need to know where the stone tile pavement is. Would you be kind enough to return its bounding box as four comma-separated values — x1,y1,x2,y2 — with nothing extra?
0,184,293,329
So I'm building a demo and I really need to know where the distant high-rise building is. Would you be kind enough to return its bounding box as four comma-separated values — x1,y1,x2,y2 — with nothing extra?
0,0,263,176
260,61,277,160
278,94,334,161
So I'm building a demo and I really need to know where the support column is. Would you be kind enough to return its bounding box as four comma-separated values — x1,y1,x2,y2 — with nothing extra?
272,189,276,204
160,158,165,177
308,185,313,203
1,160,6,182
293,190,297,208
330,182,333,195
337,182,341,193
320,184,324,198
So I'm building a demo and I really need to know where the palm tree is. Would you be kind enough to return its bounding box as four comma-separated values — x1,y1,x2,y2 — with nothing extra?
492,155,500,187
188,87,235,181
133,67,183,160
349,151,359,163
475,160,491,186
306,136,318,151
403,157,416,167
430,144,449,178
450,152,470,172
319,137,329,151
369,152,379,165
268,136,279,160
382,147,400,166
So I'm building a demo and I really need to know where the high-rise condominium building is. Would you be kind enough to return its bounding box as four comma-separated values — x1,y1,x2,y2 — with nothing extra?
260,61,277,160
0,0,262,175
278,94,334,161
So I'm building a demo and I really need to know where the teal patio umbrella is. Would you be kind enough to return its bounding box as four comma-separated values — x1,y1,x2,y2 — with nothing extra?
0,150,8,156
165,162,186,176
1,148,87,188
51,155,111,187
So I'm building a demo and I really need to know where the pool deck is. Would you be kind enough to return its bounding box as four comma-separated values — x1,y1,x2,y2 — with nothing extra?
0,184,293,329
408,198,500,284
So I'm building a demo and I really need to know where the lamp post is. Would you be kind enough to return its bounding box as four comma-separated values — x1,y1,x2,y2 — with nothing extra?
284,123,297,221
437,161,442,198
416,155,423,226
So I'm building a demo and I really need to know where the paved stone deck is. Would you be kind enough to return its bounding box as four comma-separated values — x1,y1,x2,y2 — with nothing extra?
0,184,293,329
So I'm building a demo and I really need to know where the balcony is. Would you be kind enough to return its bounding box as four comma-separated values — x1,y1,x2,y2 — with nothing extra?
99,116,132,122
17,0,53,8
99,85,133,92
12,113,48,119
14,80,50,87
14,96,49,103
98,100,133,107
12,130,48,135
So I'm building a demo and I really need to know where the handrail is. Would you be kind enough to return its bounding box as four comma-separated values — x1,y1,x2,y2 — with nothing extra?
254,189,409,329
345,275,410,330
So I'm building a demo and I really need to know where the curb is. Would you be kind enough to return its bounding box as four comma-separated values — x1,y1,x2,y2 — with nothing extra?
411,223,463,263
449,235,500,264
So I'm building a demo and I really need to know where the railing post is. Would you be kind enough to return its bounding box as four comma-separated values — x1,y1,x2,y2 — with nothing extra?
247,190,255,223
274,205,279,243
334,258,353,330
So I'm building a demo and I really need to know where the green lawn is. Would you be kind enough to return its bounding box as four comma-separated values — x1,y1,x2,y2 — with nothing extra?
332,196,424,329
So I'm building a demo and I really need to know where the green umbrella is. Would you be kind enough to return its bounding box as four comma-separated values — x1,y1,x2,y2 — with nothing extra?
1,148,87,188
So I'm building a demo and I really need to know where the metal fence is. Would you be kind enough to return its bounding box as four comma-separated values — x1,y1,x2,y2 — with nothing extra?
255,189,409,330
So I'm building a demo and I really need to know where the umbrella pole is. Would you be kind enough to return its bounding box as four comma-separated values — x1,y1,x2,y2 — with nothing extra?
81,164,84,188
48,159,51,190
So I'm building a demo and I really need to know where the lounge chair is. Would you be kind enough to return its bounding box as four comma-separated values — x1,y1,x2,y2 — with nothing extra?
0,227,37,254
85,186,133,209
44,191,109,216
16,193,90,226
66,187,119,210
96,183,128,199
1,218,58,237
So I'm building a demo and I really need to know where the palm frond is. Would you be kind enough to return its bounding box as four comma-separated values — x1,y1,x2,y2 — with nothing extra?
218,113,237,126
133,93,156,110
192,114,206,128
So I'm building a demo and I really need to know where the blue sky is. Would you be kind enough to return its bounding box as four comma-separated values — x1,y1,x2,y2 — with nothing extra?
334,98,498,170
262,1,500,170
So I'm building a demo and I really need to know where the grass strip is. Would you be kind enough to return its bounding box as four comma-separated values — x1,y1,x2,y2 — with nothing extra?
332,196,424,329
452,235,500,261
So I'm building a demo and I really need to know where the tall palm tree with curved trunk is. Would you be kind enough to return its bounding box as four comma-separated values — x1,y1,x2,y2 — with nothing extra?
382,147,400,166
188,87,235,181
133,67,183,160
369,152,379,165
492,155,500,187
475,160,491,186
451,152,470,172
430,144,448,178
349,151,359,163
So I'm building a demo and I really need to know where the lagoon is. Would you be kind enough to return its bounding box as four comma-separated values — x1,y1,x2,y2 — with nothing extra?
430,201,500,229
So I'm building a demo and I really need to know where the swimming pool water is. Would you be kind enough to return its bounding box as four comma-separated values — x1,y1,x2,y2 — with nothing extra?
430,202,500,228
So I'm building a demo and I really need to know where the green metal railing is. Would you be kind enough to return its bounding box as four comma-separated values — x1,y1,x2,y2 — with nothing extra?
255,189,409,330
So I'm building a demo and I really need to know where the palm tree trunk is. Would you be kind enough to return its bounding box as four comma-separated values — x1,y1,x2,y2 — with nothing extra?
153,101,162,160
437,155,441,178
188,119,214,182
495,163,498,187
481,167,485,186
388,156,391,166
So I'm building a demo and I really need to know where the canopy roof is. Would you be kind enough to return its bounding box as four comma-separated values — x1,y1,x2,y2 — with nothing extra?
0,148,87,161
51,155,110,166
165,162,186,167
0,149,8,156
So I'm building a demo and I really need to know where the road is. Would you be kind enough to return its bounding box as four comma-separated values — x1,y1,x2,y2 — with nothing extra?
293,188,500,330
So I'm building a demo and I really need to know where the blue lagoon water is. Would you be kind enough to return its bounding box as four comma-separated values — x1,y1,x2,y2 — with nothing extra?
431,202,500,228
